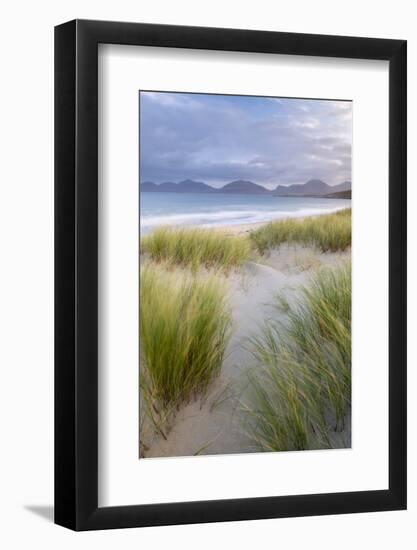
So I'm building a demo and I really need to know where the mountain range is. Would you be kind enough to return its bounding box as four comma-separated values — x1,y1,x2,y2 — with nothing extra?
140,178,351,197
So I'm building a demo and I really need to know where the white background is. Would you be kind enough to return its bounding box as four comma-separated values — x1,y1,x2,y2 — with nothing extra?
99,45,389,506
0,0,415,548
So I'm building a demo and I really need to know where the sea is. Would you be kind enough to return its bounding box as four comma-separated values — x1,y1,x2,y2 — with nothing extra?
140,192,351,234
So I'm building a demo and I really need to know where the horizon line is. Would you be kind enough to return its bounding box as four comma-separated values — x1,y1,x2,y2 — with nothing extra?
141,178,351,190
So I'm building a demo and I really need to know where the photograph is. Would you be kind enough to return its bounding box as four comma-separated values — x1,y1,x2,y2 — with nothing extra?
0,3,409,541
139,91,352,459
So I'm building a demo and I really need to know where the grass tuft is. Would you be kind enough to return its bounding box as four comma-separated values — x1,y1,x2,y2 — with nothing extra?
140,263,232,410
249,208,351,254
244,260,351,452
141,226,252,271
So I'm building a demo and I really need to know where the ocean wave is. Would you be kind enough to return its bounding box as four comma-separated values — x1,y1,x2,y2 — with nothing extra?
140,205,348,231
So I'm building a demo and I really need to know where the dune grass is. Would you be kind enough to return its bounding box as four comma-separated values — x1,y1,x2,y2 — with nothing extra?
140,226,252,271
249,208,351,254
244,260,351,452
140,263,232,413
141,210,350,272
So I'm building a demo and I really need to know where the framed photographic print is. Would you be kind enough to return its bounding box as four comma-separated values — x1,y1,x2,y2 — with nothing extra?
55,19,407,530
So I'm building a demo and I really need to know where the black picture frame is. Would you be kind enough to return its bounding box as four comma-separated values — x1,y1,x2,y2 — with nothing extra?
55,19,407,531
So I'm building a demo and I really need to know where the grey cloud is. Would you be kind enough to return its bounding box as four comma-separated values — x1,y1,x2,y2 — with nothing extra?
140,93,352,188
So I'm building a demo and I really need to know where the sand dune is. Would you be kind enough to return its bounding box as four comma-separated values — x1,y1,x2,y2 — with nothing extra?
143,245,351,458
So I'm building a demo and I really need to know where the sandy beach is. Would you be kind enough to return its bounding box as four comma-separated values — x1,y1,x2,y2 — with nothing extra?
141,225,351,458
202,206,349,236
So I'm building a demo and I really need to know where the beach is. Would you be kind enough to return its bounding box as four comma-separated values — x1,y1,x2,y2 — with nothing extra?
140,191,351,234
140,210,352,458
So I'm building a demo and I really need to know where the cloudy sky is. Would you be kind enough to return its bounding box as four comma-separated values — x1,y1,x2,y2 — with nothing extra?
140,91,352,189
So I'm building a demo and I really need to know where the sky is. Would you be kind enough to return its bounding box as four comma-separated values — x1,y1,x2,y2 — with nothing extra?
140,91,352,189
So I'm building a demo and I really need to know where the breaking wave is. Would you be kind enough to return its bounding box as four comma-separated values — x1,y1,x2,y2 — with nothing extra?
140,205,348,232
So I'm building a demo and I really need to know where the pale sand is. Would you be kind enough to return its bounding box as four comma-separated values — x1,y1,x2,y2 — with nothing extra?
207,209,348,237
142,244,351,458
214,220,269,235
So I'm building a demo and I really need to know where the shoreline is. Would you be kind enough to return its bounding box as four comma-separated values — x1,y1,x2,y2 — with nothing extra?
208,207,350,236
142,205,351,237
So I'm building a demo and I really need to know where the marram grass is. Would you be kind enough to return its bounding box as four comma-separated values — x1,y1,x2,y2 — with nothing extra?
140,226,252,271
140,263,232,410
141,210,351,272
244,260,351,452
249,208,351,254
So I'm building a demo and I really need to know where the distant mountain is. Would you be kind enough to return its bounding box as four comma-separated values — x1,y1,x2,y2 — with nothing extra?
141,179,214,193
175,179,215,193
140,178,268,194
140,181,159,192
325,189,351,199
274,179,351,197
274,179,330,196
330,181,351,193
157,181,179,192
141,178,352,196
220,180,269,194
